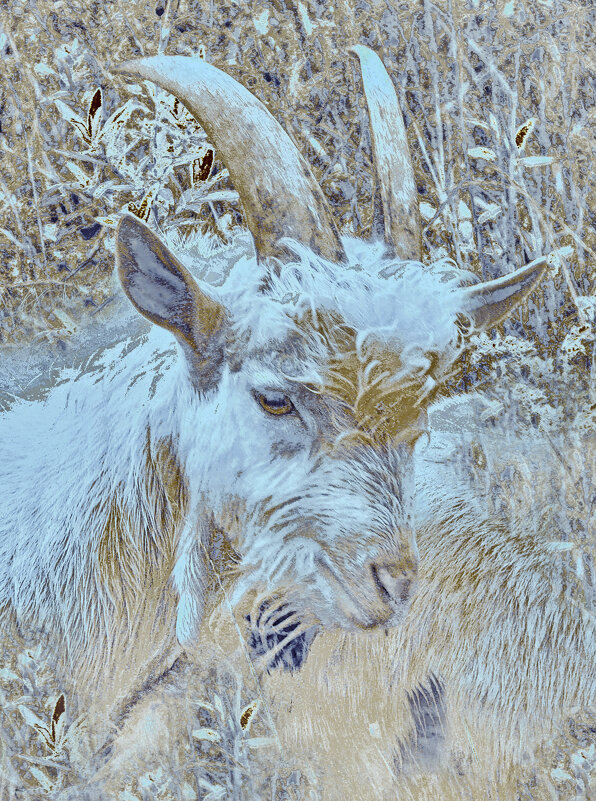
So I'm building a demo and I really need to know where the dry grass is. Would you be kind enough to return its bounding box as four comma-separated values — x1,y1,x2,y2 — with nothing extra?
0,0,594,798
0,0,594,342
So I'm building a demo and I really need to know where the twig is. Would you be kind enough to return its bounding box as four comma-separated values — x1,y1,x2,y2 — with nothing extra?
2,28,47,270
199,539,283,755
90,295,116,316
64,237,104,281
157,0,173,55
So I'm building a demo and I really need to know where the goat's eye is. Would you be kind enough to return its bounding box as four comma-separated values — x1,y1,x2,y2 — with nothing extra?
256,392,295,416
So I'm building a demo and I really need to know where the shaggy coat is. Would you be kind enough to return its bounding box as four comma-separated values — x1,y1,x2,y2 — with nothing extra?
1,47,592,800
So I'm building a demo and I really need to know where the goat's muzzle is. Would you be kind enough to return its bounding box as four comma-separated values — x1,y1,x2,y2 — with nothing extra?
366,555,418,623
316,548,418,629
352,554,418,627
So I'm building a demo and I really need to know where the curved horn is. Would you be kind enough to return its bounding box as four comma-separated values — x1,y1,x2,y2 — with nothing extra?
349,46,421,262
462,254,550,328
114,56,345,265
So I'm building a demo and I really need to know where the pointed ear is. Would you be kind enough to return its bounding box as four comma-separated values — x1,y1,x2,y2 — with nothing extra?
116,214,228,387
461,255,550,329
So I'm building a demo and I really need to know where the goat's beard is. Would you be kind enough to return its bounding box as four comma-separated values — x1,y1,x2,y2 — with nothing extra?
244,593,320,672
214,578,320,673
230,564,413,673
241,575,413,673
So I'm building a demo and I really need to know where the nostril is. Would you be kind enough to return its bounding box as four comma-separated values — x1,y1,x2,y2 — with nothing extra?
370,564,392,603
396,577,412,603
370,560,417,606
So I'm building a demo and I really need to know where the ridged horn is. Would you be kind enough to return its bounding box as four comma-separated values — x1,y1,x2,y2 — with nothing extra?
114,56,346,265
349,46,421,262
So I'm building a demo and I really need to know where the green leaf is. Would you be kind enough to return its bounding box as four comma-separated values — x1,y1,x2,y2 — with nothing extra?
213,694,225,720
245,736,276,749
193,699,217,715
551,768,574,782
477,203,502,225
191,728,221,742
66,161,91,187
29,766,53,790
517,156,554,167
468,147,497,162
239,699,260,731
0,669,19,681
18,705,46,730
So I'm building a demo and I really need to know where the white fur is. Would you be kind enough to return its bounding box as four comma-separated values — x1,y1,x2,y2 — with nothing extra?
1,236,592,798
0,239,463,696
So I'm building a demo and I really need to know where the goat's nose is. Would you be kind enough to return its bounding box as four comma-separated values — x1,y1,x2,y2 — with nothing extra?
369,557,418,607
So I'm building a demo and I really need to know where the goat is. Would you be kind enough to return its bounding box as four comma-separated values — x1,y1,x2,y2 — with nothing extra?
1,45,592,799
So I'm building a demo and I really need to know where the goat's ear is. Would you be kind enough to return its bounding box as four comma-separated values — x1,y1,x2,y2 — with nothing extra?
462,255,550,329
117,214,228,386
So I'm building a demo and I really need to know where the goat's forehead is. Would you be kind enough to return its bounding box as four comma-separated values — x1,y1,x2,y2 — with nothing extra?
239,323,435,443
239,311,407,378
220,247,467,437
221,246,467,360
